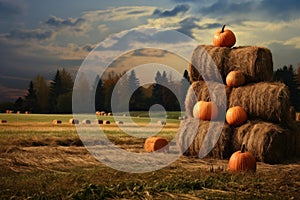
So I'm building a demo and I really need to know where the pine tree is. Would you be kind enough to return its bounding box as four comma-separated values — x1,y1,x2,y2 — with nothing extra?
33,75,49,113
24,81,38,113
94,75,106,112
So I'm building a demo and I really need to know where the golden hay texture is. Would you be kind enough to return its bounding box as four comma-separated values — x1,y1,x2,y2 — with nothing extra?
232,121,295,164
177,118,233,159
185,81,231,118
229,82,291,125
189,45,273,83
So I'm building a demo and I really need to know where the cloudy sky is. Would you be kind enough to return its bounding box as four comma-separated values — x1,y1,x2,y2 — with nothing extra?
1,0,300,102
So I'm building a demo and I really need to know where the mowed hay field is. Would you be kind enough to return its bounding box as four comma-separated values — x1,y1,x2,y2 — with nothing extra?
1,113,300,199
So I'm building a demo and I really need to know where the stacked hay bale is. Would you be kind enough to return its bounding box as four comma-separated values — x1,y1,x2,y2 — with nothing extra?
179,45,300,164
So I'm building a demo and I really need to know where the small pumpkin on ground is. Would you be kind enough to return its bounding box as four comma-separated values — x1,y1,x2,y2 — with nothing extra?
144,136,169,152
229,144,257,172
226,70,246,87
226,106,247,126
213,25,236,48
193,101,218,121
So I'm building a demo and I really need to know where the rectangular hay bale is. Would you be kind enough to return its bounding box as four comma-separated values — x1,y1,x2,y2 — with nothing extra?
177,118,233,159
189,45,273,83
233,121,295,164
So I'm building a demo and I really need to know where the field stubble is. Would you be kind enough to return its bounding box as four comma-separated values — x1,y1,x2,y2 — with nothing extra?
0,114,300,199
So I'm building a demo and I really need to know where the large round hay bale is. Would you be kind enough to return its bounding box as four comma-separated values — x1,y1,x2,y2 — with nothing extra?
229,82,291,125
189,45,273,83
177,118,233,159
82,119,91,124
144,136,169,152
185,81,231,118
233,121,295,164
53,120,62,124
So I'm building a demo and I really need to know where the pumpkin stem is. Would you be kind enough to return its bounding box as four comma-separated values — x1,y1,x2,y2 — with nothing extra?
221,25,226,33
241,144,246,153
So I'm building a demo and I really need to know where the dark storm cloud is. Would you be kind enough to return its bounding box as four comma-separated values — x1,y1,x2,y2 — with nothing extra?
45,15,85,28
0,0,24,16
5,29,53,41
199,0,300,21
153,4,190,17
176,17,222,38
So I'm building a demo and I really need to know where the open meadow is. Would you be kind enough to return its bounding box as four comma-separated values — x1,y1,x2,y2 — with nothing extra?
0,113,300,199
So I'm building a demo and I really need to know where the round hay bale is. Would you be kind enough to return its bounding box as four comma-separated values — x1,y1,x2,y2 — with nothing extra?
116,121,124,125
53,120,62,124
0,119,7,124
95,119,103,124
82,119,91,124
233,121,295,164
185,81,231,118
229,82,291,125
69,118,79,124
157,120,166,125
17,111,21,114
189,45,273,83
177,118,233,159
108,112,112,116
96,111,101,116
104,120,110,124
144,136,169,152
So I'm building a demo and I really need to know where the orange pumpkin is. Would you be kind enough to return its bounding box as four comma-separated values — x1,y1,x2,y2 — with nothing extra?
226,106,247,126
193,101,218,121
229,144,257,172
226,71,245,87
213,25,236,48
144,136,169,152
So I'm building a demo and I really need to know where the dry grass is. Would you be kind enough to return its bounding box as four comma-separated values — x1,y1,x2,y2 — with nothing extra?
1,115,300,199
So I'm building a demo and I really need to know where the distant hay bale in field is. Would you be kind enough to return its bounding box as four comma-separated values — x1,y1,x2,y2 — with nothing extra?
0,119,7,124
6,110,13,114
17,111,21,114
25,111,30,114
69,118,79,124
185,81,231,118
104,120,110,124
144,136,169,152
233,121,295,164
177,118,233,159
108,112,112,116
82,119,91,124
53,120,62,124
157,120,166,125
229,82,291,125
96,111,101,116
178,116,187,120
95,119,103,124
189,45,273,83
116,121,124,125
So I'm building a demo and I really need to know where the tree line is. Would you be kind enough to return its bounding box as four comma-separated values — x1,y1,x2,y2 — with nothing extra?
0,68,190,113
1,65,300,113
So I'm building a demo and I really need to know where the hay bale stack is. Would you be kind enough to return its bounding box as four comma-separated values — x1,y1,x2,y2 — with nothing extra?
185,81,231,117
177,118,233,159
189,45,273,83
229,82,290,125
233,121,295,164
